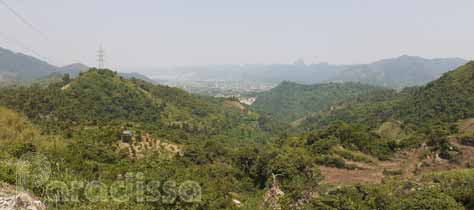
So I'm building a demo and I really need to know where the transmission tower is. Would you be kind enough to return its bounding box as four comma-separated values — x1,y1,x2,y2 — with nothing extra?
97,45,105,69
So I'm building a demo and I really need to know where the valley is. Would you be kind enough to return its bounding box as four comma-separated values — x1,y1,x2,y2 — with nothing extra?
1,60,474,209
1,1,474,208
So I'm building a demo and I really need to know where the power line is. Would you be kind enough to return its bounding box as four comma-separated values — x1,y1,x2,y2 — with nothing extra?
0,0,48,39
0,31,52,63
0,0,88,66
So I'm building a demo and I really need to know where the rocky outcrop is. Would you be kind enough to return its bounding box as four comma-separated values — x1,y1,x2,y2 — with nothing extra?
263,184,284,210
0,183,46,210
117,132,182,159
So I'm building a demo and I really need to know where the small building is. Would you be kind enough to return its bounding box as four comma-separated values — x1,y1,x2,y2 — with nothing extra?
120,130,133,143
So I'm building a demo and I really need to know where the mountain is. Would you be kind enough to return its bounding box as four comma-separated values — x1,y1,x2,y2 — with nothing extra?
0,47,157,85
147,63,349,84
331,55,467,89
120,72,159,84
302,61,474,130
398,61,474,124
0,47,57,82
1,46,468,89
2,63,474,210
250,81,383,123
58,63,158,84
58,63,89,77
146,56,467,88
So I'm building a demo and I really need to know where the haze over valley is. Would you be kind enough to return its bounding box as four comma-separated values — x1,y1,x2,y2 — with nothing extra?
2,1,474,210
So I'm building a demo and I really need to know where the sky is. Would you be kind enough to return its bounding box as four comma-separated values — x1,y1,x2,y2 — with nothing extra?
1,0,474,70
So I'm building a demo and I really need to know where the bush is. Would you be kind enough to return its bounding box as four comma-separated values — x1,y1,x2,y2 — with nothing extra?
383,169,402,176
331,146,376,164
398,134,425,149
396,189,463,210
423,169,474,206
315,155,347,169
459,133,474,147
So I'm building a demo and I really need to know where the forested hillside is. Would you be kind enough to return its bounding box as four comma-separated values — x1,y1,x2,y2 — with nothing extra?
0,69,271,142
303,61,474,130
2,64,474,209
250,81,382,123
3,0,474,208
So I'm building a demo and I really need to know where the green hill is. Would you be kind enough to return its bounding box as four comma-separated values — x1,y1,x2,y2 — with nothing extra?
0,69,268,141
0,47,157,86
250,81,384,123
2,65,474,210
398,61,474,124
302,61,474,130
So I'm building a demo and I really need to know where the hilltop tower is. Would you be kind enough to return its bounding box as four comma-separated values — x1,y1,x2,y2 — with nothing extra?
97,45,105,69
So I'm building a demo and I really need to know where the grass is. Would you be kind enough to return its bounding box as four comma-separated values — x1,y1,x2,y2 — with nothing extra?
331,146,377,165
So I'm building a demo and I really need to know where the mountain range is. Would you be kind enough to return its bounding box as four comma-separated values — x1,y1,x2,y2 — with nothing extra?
332,55,468,89
1,51,474,209
147,56,467,89
0,46,468,89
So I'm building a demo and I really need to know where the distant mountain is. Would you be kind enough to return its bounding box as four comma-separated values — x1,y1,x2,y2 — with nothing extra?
58,64,157,84
120,72,158,84
331,55,467,89
58,63,89,77
250,81,383,123
148,63,349,84
1,46,468,89
148,56,467,89
0,47,57,82
0,46,157,85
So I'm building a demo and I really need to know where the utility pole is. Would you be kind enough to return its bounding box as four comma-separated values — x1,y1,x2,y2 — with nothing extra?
97,44,105,69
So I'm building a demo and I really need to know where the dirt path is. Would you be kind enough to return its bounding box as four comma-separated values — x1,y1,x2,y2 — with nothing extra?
321,139,474,186
319,166,383,185
450,138,474,167
320,149,423,185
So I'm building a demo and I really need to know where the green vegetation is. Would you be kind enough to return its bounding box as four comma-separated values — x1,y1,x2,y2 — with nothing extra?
459,133,474,146
2,61,474,209
0,105,323,209
302,61,474,131
251,81,383,123
0,69,274,142
298,176,469,210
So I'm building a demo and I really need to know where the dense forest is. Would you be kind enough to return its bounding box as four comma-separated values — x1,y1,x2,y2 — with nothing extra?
250,82,382,123
1,62,474,209
302,61,474,130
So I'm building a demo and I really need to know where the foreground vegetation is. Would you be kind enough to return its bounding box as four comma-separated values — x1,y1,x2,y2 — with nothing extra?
1,62,474,209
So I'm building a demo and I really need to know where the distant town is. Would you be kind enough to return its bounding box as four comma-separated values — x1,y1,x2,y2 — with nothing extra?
163,80,275,99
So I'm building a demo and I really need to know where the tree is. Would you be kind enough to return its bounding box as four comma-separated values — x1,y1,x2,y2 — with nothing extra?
62,73,71,83
396,190,463,210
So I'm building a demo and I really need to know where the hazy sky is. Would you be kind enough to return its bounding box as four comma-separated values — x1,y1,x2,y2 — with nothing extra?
1,0,474,69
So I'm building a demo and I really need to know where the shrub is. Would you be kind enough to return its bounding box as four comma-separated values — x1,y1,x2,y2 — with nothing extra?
396,189,463,210
383,169,402,176
459,133,474,147
423,169,474,206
